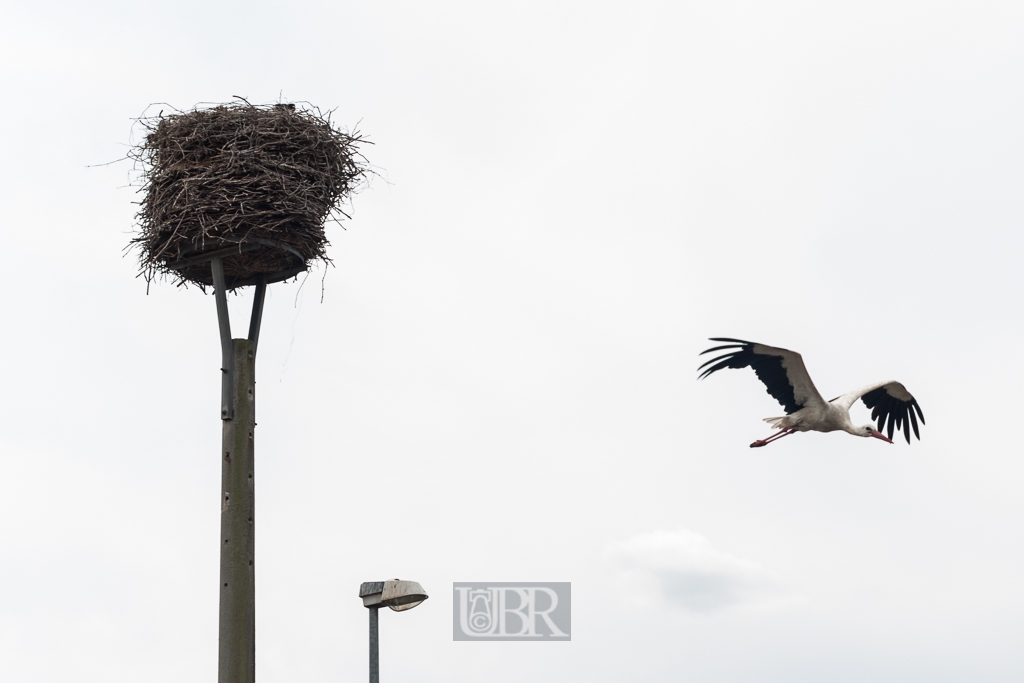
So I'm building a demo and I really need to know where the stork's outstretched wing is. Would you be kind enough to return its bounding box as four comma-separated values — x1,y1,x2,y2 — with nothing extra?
698,338,827,414
833,381,925,444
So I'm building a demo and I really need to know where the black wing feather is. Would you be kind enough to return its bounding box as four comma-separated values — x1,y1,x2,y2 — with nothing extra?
698,338,802,414
908,406,920,440
862,385,925,444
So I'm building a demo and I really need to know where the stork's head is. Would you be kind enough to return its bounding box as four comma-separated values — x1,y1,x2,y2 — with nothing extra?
859,424,893,443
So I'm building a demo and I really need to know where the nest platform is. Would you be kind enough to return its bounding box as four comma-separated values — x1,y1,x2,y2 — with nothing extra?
130,102,367,288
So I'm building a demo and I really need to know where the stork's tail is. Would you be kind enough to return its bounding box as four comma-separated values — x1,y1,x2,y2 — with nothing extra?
763,416,787,430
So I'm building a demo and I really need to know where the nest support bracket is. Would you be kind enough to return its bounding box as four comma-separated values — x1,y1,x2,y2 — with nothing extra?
211,258,267,421
163,237,304,420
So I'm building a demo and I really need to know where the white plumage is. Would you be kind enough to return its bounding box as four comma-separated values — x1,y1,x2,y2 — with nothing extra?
698,338,925,448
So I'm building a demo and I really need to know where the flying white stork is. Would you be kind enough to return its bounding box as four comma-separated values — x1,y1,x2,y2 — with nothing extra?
698,338,925,448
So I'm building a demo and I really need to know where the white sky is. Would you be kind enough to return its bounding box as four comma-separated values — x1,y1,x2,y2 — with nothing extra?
2,1,1023,681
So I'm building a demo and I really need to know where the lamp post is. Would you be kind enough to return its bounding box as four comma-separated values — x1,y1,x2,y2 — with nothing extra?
359,580,429,683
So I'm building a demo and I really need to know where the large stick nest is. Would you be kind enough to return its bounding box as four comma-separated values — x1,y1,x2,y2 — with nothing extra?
129,102,369,288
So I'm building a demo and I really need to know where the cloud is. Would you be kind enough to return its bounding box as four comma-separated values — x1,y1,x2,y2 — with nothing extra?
605,528,801,614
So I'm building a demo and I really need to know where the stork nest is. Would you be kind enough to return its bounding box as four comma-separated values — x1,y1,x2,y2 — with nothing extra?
129,101,369,288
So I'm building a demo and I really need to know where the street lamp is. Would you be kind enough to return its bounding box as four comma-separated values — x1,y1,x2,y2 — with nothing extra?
359,580,429,683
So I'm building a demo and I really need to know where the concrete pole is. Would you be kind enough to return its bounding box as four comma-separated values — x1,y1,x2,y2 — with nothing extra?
219,338,256,683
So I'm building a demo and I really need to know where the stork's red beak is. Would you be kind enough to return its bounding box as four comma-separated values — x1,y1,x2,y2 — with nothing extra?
870,429,894,444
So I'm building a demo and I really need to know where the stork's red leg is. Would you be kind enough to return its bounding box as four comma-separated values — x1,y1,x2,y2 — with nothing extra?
750,427,797,448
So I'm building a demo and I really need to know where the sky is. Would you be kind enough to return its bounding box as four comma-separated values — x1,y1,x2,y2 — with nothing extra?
2,1,1023,681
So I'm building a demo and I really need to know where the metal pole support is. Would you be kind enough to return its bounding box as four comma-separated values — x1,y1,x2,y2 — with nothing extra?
369,606,380,683
211,258,234,420
213,263,267,421
247,275,267,356
218,338,256,683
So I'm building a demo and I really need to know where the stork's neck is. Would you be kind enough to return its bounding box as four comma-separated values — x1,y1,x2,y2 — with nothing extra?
832,406,860,435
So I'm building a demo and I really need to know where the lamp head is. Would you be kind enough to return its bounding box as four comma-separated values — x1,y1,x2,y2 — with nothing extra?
359,579,429,612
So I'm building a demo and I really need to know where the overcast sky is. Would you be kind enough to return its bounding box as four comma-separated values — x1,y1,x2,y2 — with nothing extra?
2,1,1023,681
